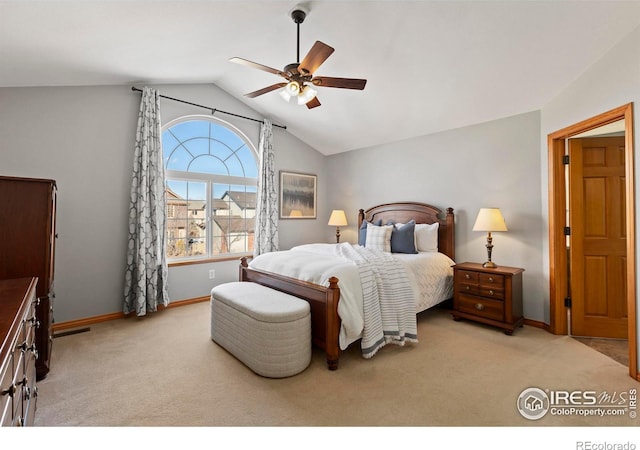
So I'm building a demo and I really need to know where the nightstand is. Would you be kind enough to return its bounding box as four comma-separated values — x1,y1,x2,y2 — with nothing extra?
451,262,524,335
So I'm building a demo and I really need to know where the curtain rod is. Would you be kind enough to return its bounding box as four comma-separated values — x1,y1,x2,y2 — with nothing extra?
131,86,286,130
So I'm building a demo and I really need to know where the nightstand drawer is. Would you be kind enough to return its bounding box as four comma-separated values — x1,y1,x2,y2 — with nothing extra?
456,282,478,295
458,270,479,284
479,286,504,300
479,273,504,287
457,294,504,321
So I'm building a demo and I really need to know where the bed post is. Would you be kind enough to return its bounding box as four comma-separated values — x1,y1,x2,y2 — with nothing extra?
239,256,249,281
325,276,341,370
445,208,455,261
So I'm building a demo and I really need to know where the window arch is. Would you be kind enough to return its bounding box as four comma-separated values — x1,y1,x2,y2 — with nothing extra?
163,115,258,261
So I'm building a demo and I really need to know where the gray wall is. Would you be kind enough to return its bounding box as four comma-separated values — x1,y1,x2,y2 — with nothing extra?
0,84,327,323
326,111,545,321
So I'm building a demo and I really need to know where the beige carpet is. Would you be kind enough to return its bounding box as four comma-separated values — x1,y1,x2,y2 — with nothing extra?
34,301,638,430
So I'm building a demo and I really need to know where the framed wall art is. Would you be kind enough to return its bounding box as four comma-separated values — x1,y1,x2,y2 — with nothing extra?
279,171,317,219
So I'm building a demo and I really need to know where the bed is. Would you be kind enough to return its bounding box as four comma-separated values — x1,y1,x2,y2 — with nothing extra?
239,202,455,370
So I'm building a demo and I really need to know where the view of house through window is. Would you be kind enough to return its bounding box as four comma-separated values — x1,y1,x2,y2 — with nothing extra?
163,116,258,260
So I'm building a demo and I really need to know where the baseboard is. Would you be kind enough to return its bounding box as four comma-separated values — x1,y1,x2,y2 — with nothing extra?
53,296,553,334
524,318,548,331
51,296,210,332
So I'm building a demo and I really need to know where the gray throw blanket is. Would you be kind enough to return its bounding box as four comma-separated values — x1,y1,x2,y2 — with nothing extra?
337,244,418,358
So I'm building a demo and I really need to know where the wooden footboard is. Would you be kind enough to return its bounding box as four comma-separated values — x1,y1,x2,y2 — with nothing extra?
239,257,342,370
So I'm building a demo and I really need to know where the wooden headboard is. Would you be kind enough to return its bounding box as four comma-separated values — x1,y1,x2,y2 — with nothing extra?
358,202,455,261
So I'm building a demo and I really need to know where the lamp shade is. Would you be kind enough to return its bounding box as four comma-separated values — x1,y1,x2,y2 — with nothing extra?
473,208,508,232
328,210,348,227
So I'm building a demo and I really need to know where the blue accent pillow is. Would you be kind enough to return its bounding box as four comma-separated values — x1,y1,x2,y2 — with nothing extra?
359,219,382,246
389,219,418,254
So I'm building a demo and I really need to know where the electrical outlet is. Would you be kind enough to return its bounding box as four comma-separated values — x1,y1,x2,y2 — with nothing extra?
208,269,215,279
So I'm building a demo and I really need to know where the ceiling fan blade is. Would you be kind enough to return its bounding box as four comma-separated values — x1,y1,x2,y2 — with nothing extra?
305,97,321,109
312,76,367,90
229,57,284,76
298,41,334,75
244,83,287,98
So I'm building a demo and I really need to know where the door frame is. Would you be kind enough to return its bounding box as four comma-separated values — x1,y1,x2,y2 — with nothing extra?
547,102,637,380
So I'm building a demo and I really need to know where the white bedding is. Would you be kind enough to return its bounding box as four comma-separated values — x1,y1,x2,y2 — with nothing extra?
248,242,454,351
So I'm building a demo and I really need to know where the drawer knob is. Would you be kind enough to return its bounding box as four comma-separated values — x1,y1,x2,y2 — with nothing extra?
475,303,485,311
1,383,17,397
488,277,494,282
489,290,494,296
465,286,470,291
465,274,470,279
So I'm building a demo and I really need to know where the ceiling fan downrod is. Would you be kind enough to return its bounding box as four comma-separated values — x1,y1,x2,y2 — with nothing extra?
290,8,307,63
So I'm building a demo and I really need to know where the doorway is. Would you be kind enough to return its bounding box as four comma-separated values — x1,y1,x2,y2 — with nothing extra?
547,103,637,380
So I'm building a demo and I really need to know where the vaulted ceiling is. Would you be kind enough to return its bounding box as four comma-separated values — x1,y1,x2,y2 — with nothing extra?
2,0,639,155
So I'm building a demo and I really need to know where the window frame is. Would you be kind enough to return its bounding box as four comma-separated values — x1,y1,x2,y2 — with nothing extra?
162,114,259,265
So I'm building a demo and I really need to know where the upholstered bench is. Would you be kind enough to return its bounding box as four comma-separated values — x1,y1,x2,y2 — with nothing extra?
210,281,311,378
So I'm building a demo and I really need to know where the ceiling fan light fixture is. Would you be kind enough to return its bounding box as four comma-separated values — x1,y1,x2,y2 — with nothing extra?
286,80,300,95
279,89,292,102
297,84,318,105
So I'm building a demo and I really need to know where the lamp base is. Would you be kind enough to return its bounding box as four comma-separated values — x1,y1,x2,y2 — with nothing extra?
482,261,497,268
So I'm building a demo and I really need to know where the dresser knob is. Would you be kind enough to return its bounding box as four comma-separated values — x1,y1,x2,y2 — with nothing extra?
489,290,494,295
465,274,470,279
475,303,485,311
488,277,494,282
465,286,470,291
1,383,17,397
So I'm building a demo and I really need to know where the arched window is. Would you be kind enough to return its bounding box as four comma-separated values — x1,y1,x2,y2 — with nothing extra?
163,115,258,261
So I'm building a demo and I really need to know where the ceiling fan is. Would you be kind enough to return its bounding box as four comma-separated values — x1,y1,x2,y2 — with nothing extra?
229,7,367,109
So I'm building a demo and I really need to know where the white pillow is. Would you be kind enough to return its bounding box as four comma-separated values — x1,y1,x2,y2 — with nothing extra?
415,222,439,252
365,223,393,253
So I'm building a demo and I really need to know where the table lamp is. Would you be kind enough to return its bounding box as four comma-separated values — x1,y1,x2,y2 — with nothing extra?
472,208,508,268
328,210,348,243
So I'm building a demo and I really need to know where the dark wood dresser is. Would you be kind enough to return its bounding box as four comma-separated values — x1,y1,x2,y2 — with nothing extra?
0,278,39,426
0,176,57,380
451,262,524,335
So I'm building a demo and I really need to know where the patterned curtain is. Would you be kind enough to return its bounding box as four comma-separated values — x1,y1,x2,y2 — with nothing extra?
123,87,170,316
254,119,279,256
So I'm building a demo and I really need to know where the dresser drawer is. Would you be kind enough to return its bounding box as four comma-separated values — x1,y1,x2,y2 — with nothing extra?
457,294,504,322
0,360,12,421
0,394,11,427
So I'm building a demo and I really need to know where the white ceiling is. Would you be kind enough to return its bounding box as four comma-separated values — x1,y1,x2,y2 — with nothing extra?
1,0,640,155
